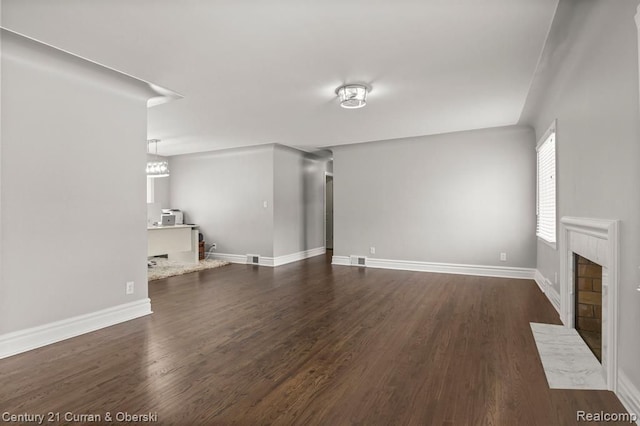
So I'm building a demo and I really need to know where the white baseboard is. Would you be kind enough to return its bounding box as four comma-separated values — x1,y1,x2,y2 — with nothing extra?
269,247,326,267
212,253,249,264
332,255,350,266
618,370,640,424
546,285,560,316
214,247,325,268
534,269,546,293
332,255,535,280
260,257,275,267
0,298,152,360
534,270,561,316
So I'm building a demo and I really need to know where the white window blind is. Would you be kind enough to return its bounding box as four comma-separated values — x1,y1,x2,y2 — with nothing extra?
536,128,556,244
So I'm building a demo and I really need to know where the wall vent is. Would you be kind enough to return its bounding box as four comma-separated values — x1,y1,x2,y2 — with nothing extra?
247,254,260,265
350,255,367,267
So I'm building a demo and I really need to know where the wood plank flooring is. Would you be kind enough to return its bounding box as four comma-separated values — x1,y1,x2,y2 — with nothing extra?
0,253,630,425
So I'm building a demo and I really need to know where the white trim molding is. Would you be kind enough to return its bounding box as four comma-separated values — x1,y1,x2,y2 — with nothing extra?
260,257,274,267
332,256,535,280
534,270,561,316
332,255,350,266
559,216,619,392
212,253,249,264
214,247,326,267
0,298,152,360
546,284,561,315
271,247,326,267
618,370,640,424
534,269,547,293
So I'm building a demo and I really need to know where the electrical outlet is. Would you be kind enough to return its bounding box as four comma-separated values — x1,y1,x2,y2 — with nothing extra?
126,281,135,295
500,252,507,262
370,247,376,255
211,243,217,249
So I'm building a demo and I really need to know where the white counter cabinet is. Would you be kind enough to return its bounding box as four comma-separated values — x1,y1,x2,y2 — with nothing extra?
148,224,199,263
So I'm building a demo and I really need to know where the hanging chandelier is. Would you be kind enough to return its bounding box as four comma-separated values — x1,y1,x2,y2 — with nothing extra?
146,139,170,178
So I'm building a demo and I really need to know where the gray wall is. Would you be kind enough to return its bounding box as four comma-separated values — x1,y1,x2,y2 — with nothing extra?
273,145,325,257
0,31,151,334
332,125,537,267
525,0,640,388
169,145,275,257
169,144,326,259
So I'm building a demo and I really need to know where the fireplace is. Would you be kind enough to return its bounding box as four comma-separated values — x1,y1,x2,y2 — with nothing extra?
574,254,602,362
560,217,619,391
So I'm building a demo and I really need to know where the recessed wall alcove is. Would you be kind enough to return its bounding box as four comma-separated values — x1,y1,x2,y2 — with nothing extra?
574,254,603,361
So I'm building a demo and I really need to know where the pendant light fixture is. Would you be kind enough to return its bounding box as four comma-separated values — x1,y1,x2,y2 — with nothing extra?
336,84,369,109
146,139,170,178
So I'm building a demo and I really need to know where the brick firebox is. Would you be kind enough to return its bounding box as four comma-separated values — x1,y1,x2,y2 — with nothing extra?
575,254,602,361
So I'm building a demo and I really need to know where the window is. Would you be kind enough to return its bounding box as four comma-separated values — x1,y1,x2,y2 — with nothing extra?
536,121,556,246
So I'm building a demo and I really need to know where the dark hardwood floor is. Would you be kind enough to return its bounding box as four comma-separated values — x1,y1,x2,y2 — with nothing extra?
0,253,629,425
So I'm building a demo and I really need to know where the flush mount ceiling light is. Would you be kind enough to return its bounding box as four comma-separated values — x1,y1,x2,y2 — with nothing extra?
146,139,170,178
336,84,369,109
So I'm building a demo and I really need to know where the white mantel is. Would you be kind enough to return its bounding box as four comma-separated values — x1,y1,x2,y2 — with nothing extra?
559,216,619,391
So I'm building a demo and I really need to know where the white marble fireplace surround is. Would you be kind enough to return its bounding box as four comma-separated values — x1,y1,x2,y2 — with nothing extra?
559,217,619,391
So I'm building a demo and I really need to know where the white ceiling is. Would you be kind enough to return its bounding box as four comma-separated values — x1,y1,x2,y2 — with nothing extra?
1,0,559,156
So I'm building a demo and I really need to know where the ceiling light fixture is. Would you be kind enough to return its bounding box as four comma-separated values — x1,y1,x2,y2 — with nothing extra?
336,84,369,109
146,139,170,178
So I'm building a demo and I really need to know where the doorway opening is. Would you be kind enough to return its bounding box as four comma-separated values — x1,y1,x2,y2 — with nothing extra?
325,173,333,250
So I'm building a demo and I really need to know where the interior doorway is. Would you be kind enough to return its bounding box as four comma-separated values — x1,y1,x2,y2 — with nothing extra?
325,174,333,250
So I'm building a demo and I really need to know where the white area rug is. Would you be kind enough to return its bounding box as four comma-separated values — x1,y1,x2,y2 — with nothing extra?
148,257,230,281
530,322,606,390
